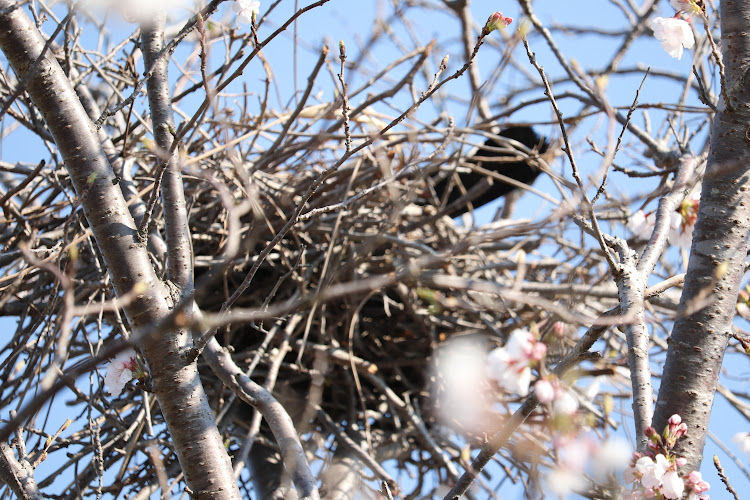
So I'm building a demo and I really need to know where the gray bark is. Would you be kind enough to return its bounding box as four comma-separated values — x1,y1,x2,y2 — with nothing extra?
141,13,193,294
0,2,241,497
653,0,750,471
0,442,41,500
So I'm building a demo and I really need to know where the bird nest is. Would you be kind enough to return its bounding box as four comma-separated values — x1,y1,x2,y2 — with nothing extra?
0,122,624,494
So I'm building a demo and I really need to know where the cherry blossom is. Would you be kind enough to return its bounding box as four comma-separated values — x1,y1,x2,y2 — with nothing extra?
636,454,670,489
650,17,695,59
628,209,655,237
669,194,700,250
234,0,260,24
545,466,588,497
552,321,566,337
590,438,632,480
487,329,546,396
629,192,699,251
670,0,692,10
624,414,711,499
104,349,138,397
661,470,685,499
686,471,711,494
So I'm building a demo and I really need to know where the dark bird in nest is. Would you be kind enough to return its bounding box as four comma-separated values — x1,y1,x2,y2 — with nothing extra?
430,126,549,217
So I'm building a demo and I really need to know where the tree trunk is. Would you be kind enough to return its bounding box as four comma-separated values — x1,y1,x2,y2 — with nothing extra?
0,3,241,497
653,0,750,471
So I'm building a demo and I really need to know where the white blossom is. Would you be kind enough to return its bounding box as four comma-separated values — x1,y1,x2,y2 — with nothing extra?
636,454,670,489
534,379,555,403
545,435,631,496
545,467,588,497
533,378,579,416
628,209,655,237
104,349,138,397
552,390,579,416
650,17,695,60
234,0,261,24
487,329,546,396
661,470,685,499
733,432,750,454
487,346,532,396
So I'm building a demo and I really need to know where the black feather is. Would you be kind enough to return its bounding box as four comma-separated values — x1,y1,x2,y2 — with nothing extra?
431,126,548,217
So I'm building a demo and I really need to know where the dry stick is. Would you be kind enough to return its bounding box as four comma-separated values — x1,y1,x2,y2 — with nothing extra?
260,46,329,164
297,118,455,223
601,0,659,76
165,0,333,155
192,29,495,354
315,407,396,487
231,315,300,478
93,0,226,128
517,0,670,161
521,38,618,276
713,456,741,500
201,337,321,500
0,159,45,208
700,14,733,112
453,2,491,121
592,70,649,205
337,40,352,153
0,213,685,458
247,43,433,178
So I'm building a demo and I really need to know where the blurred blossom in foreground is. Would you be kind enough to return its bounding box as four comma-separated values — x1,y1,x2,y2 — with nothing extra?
534,378,578,416
234,0,261,24
80,0,191,22
546,434,631,497
733,432,750,454
429,337,492,432
487,329,546,397
650,17,695,59
104,349,138,397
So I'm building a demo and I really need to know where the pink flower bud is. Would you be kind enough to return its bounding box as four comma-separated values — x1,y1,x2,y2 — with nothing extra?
552,321,566,337
534,379,555,403
675,422,688,437
484,12,513,33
